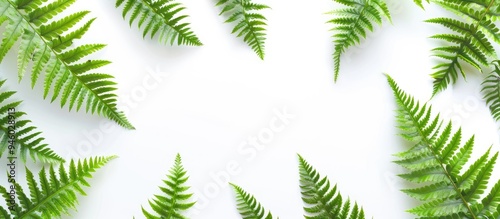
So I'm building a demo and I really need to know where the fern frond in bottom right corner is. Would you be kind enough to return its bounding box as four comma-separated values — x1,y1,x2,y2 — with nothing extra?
387,74,500,218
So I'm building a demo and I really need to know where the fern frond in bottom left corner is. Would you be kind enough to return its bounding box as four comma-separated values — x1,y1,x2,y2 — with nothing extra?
0,156,116,219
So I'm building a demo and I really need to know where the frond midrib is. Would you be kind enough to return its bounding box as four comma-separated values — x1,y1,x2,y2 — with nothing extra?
16,173,86,218
4,0,131,128
396,93,478,218
166,169,182,218
239,2,264,59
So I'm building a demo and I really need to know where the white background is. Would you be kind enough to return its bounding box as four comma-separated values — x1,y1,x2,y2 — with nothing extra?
1,0,500,218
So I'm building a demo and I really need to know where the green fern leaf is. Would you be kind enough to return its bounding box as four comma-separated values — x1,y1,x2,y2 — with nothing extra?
328,0,391,81
0,156,116,219
387,74,500,218
0,0,134,129
413,0,429,9
481,60,500,122
230,183,274,219
216,0,269,60
141,154,195,219
0,79,63,163
115,0,202,46
298,154,365,219
427,0,500,95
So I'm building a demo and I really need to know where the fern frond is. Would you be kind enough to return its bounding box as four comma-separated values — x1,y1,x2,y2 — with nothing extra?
387,74,500,218
328,0,391,81
414,0,430,9
0,79,63,163
216,0,269,60
0,156,116,219
230,183,274,219
115,0,202,46
427,0,500,95
298,154,365,219
0,0,134,129
482,60,500,122
141,154,195,219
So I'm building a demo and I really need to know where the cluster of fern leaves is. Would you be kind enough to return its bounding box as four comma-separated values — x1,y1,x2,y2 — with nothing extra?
231,154,366,219
388,74,500,218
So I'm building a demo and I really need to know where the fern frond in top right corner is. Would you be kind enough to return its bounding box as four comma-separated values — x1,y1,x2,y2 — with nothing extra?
328,0,391,82
427,0,500,95
387,74,500,218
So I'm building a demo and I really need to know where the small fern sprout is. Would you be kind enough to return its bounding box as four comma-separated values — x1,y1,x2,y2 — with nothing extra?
140,154,195,219
115,0,202,46
216,0,270,60
0,156,116,219
387,74,500,218
328,0,391,81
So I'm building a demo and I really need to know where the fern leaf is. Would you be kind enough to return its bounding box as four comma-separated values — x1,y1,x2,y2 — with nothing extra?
0,79,63,163
387,74,500,218
413,0,429,9
481,60,500,122
0,0,134,129
0,156,116,219
141,154,195,219
427,0,499,95
115,0,202,46
216,0,269,60
328,0,391,81
230,183,274,219
298,154,365,219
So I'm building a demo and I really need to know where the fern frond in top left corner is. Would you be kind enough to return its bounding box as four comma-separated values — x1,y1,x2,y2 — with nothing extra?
0,0,134,129
0,79,64,163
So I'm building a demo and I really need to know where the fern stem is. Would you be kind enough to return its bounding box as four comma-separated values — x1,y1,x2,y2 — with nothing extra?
3,0,133,129
398,96,478,219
